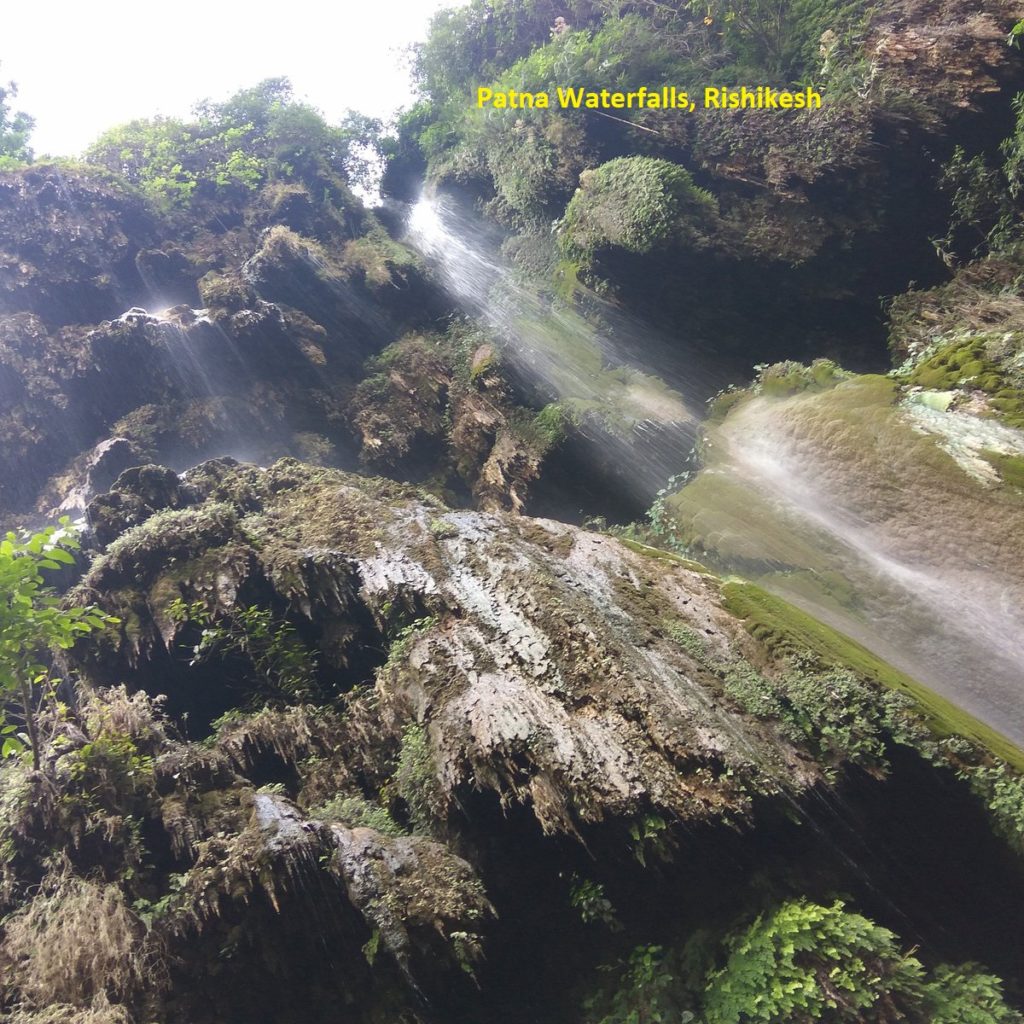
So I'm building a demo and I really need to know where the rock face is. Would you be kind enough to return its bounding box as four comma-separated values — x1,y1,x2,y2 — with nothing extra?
2,457,1023,1022
0,168,160,326
72,458,823,824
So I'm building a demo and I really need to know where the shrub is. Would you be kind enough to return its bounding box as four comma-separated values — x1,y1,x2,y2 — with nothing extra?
559,157,716,263
0,519,115,767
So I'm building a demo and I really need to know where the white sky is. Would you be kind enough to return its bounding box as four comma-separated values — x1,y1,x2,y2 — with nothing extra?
3,0,463,157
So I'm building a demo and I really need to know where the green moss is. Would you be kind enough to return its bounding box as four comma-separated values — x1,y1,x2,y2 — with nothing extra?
902,337,1024,428
560,156,717,264
706,388,751,424
721,581,1024,769
665,621,712,662
197,271,255,313
981,450,1024,488
341,226,418,288
757,358,849,398
530,403,575,449
618,537,713,575
94,502,239,580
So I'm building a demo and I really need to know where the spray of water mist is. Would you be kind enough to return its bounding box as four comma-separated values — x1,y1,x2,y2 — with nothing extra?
715,396,1024,747
405,192,727,503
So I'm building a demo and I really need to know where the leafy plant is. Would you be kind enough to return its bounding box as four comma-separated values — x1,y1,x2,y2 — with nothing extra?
132,872,187,930
309,794,406,837
85,77,377,208
389,722,441,831
960,762,1024,851
628,813,671,866
569,875,620,928
168,598,319,705
585,944,687,1024
0,519,116,767
703,899,1021,1024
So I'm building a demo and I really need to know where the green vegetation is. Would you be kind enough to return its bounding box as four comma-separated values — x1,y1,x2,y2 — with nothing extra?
902,335,1024,429
167,598,321,705
389,722,442,831
0,520,115,767
584,900,1022,1023
569,875,619,928
720,581,1024,770
401,0,880,251
981,450,1024,489
936,90,1024,260
669,611,888,768
704,899,1020,1024
85,77,377,209
756,358,850,398
585,943,683,1024
0,70,33,168
309,794,406,837
382,614,440,669
962,764,1024,852
560,156,716,263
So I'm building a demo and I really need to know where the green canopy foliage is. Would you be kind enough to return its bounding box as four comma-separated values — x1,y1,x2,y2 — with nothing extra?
0,72,34,168
84,77,380,208
398,0,873,227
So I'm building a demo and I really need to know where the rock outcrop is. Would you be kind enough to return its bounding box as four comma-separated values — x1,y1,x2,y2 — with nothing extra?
1,457,1021,1022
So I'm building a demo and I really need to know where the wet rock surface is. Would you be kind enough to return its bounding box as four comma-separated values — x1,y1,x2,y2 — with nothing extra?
1,458,1022,1022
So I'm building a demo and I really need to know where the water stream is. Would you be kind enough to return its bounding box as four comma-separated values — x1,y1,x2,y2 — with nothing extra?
404,194,1024,748
404,193,725,504
684,386,1024,747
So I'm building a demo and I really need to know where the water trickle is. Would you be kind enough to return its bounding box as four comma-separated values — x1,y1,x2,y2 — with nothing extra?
404,192,724,504
681,385,1024,746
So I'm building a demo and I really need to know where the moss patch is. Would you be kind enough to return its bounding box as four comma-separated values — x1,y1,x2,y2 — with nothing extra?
981,449,1024,489
618,536,713,575
902,335,1024,429
721,580,1024,770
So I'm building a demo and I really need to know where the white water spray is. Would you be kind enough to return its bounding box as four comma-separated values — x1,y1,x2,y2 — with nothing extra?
718,394,1024,746
404,193,723,501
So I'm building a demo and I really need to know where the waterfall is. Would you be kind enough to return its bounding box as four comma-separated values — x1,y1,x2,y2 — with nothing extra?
403,192,720,503
688,383,1024,747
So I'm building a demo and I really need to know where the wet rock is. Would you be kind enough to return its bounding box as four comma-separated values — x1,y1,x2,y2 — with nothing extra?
134,248,201,308
70,459,837,835
0,166,158,326
49,437,146,519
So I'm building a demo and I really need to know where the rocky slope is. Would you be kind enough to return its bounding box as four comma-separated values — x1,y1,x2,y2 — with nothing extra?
2,458,1023,1022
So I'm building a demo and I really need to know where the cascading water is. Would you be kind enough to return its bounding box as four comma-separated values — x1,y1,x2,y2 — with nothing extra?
675,379,1024,747
405,191,1024,745
404,192,727,506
